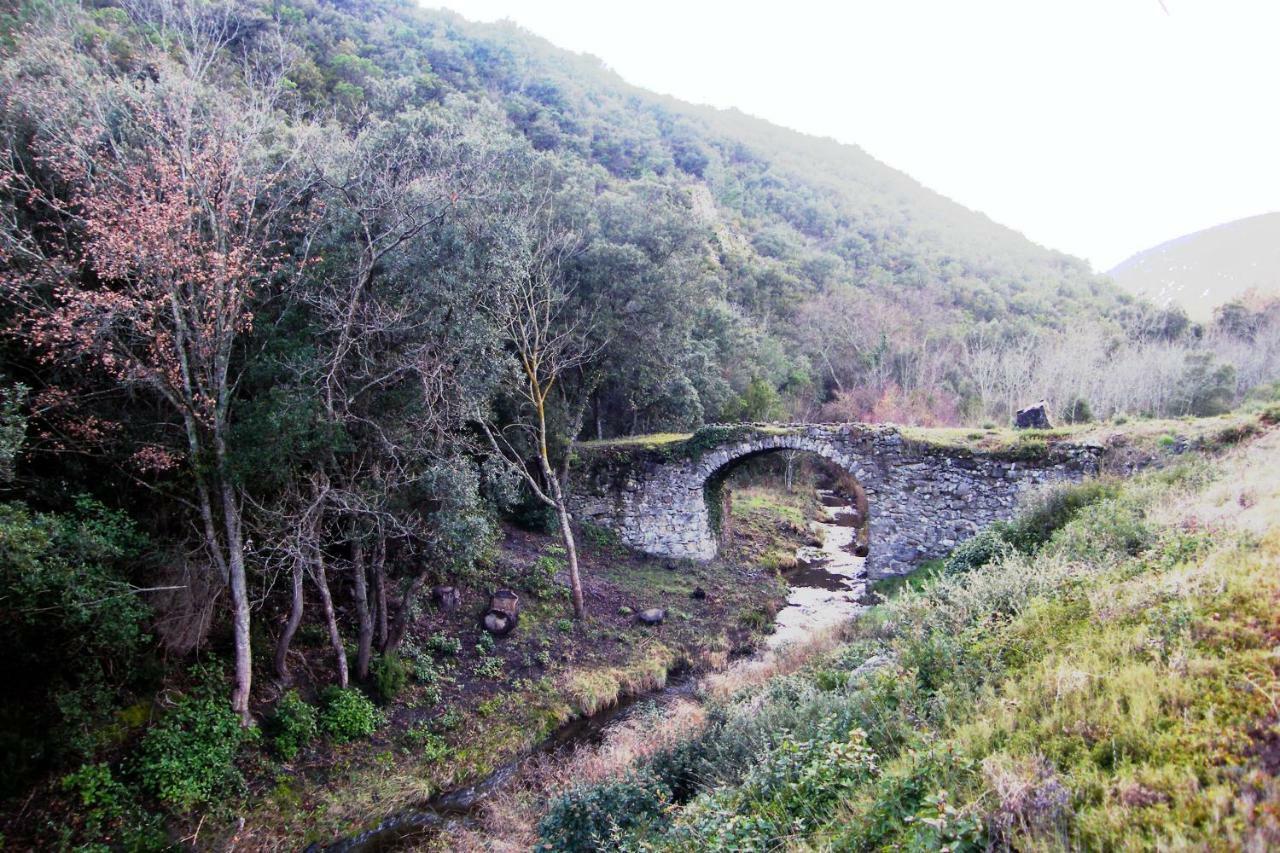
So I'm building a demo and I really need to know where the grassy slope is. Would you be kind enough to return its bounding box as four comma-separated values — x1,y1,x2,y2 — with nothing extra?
817,435,1280,850
536,420,1280,850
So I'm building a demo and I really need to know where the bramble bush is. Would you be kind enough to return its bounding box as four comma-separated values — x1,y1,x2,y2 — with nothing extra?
539,772,672,851
944,524,1014,575
319,687,382,742
134,680,251,812
268,690,317,761
945,480,1122,576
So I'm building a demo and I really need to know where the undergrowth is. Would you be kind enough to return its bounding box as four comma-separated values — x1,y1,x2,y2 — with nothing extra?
537,432,1280,851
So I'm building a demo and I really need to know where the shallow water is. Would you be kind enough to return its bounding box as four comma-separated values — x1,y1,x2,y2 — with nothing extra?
768,489,868,649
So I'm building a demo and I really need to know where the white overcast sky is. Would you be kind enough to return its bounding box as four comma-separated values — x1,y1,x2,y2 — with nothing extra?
426,0,1279,272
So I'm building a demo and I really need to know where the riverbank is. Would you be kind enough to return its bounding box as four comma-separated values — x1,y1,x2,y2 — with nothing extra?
218,489,817,849
515,423,1280,850
407,482,868,851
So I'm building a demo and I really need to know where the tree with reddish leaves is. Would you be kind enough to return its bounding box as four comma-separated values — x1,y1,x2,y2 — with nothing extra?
1,100,302,724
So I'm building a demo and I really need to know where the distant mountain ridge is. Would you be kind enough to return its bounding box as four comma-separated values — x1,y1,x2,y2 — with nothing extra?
1108,212,1280,320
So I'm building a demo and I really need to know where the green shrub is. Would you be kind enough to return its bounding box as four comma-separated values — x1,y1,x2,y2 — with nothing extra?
135,687,249,812
0,498,150,792
318,687,382,743
433,706,463,732
527,547,568,599
60,761,165,850
476,631,496,654
737,605,773,630
475,655,504,678
1003,480,1119,552
1211,421,1258,447
370,653,409,702
539,772,671,851
402,723,452,762
408,650,439,684
268,690,317,761
869,560,943,599
944,526,1013,575
580,522,619,548
647,739,709,804
1060,396,1093,424
1047,497,1153,562
555,618,574,633
425,632,461,656
62,762,129,823
996,436,1048,461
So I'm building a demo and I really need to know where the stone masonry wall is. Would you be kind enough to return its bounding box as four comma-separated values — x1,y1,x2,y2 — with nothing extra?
568,424,1104,578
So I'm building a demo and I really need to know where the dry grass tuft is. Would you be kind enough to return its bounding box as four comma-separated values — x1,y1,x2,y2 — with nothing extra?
702,623,844,702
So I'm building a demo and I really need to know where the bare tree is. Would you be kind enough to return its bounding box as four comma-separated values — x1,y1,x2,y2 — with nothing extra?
481,217,597,619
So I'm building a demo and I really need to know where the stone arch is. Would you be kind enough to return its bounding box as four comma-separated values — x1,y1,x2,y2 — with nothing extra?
692,433,877,554
567,424,1102,578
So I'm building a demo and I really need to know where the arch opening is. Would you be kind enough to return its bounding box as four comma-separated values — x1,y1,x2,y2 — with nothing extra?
707,447,873,646
705,446,870,562
694,434,875,563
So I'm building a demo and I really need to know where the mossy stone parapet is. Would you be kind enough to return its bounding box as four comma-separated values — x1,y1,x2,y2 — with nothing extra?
568,423,1103,579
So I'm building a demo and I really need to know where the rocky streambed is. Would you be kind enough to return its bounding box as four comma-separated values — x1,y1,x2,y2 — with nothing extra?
769,489,868,648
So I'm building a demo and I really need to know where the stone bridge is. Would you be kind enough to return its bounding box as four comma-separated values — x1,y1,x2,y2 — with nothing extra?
567,423,1105,578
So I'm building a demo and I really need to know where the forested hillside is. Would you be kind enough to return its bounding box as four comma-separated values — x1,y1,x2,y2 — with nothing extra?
1,0,1279,847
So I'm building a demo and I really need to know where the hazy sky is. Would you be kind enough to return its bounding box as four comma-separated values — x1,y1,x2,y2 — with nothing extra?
428,0,1279,272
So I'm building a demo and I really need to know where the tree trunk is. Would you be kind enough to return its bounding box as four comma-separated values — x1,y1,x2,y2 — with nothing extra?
219,480,253,725
386,570,429,655
310,548,348,688
274,558,305,684
372,535,388,651
352,537,373,680
559,510,585,619
549,479,584,619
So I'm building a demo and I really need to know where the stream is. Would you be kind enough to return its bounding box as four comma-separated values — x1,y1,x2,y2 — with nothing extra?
319,489,868,852
768,489,868,649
